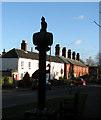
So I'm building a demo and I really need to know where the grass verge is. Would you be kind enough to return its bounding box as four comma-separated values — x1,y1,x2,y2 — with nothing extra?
2,94,87,120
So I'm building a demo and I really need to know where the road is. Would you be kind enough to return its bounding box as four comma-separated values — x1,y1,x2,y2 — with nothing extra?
2,86,70,108
2,84,101,108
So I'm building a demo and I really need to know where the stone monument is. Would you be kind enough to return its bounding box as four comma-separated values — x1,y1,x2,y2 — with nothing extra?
25,17,58,120
33,16,53,110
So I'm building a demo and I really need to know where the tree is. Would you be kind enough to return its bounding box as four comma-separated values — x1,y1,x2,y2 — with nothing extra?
23,72,31,87
86,56,95,66
32,69,39,80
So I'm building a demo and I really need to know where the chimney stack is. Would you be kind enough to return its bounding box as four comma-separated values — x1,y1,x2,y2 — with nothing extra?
62,47,66,57
72,51,76,60
2,49,6,55
68,49,72,59
31,47,33,52
76,53,80,61
21,40,27,52
55,44,60,56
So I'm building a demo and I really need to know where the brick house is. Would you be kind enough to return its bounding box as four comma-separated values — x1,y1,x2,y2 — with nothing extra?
55,44,89,79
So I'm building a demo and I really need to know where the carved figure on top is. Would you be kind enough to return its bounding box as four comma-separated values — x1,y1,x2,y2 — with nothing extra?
40,16,47,32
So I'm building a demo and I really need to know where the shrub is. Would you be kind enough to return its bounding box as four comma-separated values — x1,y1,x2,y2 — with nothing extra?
59,76,64,80
30,77,34,84
23,72,31,87
50,79,58,86
8,77,13,84
17,80,24,88
2,76,14,88
2,76,13,85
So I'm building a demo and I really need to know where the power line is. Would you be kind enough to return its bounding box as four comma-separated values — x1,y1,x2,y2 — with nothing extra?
94,21,101,27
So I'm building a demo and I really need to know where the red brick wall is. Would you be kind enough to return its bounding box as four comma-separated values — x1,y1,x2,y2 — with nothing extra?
66,64,89,79
73,65,89,77
66,64,73,79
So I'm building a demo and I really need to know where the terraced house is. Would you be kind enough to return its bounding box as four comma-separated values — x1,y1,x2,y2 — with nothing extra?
0,41,64,80
0,40,89,81
55,44,89,79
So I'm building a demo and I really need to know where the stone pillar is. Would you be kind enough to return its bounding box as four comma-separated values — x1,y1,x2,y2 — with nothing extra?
38,47,46,109
33,16,53,110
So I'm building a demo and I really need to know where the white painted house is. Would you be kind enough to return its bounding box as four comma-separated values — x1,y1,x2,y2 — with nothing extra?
0,40,64,80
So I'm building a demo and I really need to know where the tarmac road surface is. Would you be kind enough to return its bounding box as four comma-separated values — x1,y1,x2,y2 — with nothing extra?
2,84,101,110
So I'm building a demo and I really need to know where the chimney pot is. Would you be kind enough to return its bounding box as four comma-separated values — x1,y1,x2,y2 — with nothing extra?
31,47,33,52
72,51,76,60
21,40,27,52
2,49,6,55
68,49,71,59
62,47,66,57
55,44,60,56
76,53,80,61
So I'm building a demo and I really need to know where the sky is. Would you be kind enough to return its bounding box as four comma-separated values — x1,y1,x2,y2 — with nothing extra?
1,1,99,62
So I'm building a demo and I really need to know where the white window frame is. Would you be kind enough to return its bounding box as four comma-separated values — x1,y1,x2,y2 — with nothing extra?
28,62,31,69
21,61,24,69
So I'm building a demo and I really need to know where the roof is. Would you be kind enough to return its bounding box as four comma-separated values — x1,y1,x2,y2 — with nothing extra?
1,49,18,58
1,48,63,63
58,56,87,67
1,48,88,67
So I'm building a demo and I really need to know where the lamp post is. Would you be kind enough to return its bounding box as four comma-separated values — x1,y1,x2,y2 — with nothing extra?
33,17,53,110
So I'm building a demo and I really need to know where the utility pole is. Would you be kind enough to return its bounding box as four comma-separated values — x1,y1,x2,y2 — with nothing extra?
94,2,101,80
49,46,51,82
97,66,99,80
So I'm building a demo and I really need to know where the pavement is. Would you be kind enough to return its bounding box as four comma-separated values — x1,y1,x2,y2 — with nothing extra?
81,84,101,120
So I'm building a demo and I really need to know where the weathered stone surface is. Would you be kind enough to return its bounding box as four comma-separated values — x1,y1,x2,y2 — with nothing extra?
33,32,53,47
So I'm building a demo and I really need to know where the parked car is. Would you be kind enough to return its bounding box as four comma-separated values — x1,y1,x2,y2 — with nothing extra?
46,80,51,90
46,80,51,85
32,79,51,90
74,78,86,86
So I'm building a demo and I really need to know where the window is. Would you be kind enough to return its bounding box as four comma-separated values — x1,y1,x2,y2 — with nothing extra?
21,61,24,69
85,68,86,72
61,68,63,74
37,63,39,68
67,66,69,70
70,66,73,70
28,62,31,69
